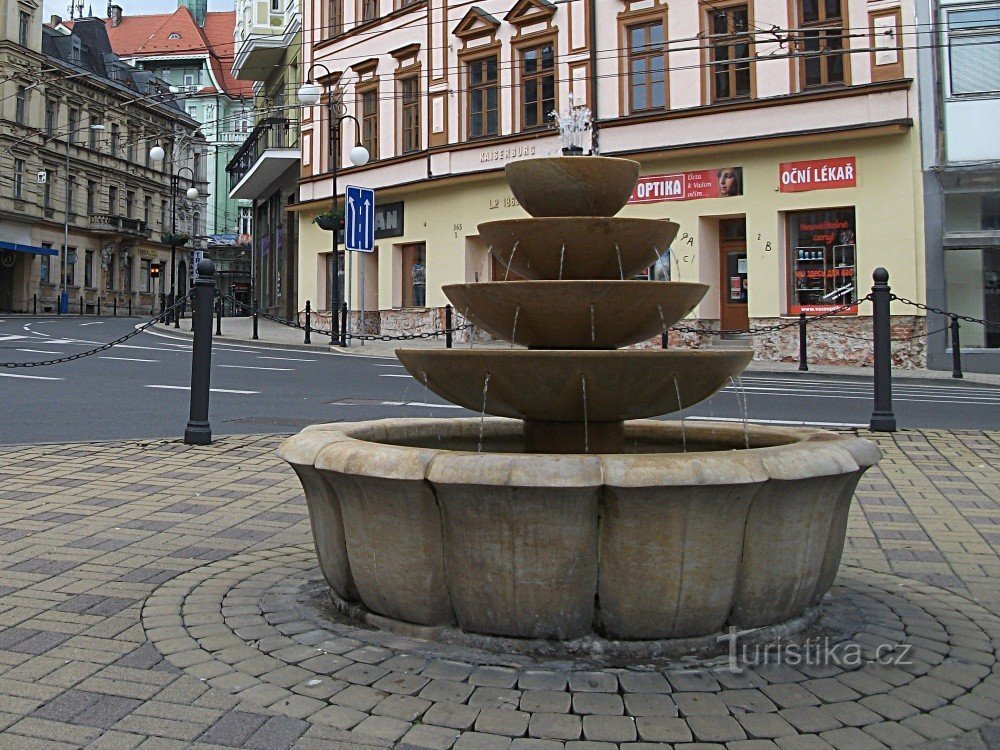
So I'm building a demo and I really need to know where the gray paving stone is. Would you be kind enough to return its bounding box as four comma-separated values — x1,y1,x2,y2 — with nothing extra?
372,671,431,696
762,684,821,709
421,679,477,704
475,708,530,737
528,713,582,741
398,723,461,750
617,672,671,694
453,731,514,750
567,673,618,693
687,715,746,743
666,671,720,692
565,742,617,750
518,672,568,692
330,684,390,712
634,716,693,743
423,701,481,731
623,693,677,718
581,714,637,742
308,703,367,729
736,713,799,739
469,687,521,710
778,706,843,733
572,692,624,715
352,714,412,742
243,715,309,750
422,661,475,681
470,667,520,689
720,689,778,713
817,726,887,750
899,713,962,741
673,692,729,716
774,735,836,749
196,709,269,746
521,691,573,714
823,701,881,727
857,694,920,721
372,693,432,722
509,740,564,750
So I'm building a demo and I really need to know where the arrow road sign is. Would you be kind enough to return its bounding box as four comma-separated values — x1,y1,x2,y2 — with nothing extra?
346,185,375,253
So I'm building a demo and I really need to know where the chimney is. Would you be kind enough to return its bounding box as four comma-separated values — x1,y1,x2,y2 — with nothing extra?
109,4,122,27
50,14,63,26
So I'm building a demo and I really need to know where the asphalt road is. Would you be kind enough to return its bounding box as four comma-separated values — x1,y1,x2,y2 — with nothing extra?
2,316,998,444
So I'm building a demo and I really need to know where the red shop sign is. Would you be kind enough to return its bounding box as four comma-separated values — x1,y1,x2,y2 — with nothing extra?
779,157,857,193
629,168,741,203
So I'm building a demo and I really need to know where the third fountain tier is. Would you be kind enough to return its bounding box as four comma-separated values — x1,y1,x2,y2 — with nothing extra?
396,156,753,453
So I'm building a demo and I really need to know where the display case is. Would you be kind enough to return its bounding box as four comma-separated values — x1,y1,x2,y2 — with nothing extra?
788,209,858,314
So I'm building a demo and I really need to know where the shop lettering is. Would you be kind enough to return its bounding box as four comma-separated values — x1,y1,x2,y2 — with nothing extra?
480,145,537,163
779,157,857,193
634,176,685,201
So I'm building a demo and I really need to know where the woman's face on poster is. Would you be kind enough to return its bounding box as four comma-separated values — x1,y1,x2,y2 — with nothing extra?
719,168,741,197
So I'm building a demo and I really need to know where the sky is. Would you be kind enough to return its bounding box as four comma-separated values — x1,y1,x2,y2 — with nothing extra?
44,0,233,22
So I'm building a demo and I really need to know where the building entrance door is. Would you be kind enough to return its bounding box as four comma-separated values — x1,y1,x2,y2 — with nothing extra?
401,244,426,308
0,252,17,312
719,218,748,332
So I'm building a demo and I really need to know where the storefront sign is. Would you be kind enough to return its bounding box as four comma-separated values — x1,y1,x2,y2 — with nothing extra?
480,144,538,164
336,201,403,245
779,157,856,193
628,167,743,204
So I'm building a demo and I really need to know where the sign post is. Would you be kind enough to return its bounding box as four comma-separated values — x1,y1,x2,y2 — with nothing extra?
345,186,376,344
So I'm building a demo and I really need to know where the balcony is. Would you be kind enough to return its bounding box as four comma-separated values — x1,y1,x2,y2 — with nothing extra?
227,118,300,201
89,214,152,238
232,0,300,81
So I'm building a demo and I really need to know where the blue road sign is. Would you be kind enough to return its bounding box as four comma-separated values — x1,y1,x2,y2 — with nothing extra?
345,185,375,253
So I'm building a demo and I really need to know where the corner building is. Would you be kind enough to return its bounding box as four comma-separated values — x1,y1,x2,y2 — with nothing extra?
296,0,926,366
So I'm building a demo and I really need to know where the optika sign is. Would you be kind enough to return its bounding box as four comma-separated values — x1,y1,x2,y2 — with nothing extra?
779,157,857,193
629,167,744,204
633,174,685,202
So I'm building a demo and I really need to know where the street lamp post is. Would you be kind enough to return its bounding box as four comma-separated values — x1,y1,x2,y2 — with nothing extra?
298,64,369,345
149,143,199,326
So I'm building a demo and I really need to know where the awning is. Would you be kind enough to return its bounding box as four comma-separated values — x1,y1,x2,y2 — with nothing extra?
0,240,58,256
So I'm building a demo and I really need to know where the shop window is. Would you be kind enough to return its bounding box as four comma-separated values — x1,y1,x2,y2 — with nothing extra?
467,55,499,138
708,4,752,101
797,0,846,88
140,259,151,293
361,86,379,161
62,246,76,287
40,247,52,283
788,208,857,314
946,248,1000,348
628,21,666,113
402,244,426,307
400,75,420,153
947,7,1000,96
520,42,555,130
123,254,133,292
85,250,94,288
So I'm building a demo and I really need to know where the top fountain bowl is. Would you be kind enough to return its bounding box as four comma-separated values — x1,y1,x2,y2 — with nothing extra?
506,157,640,217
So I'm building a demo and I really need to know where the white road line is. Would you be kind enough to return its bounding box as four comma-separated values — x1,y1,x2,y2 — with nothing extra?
144,385,260,394
79,322,104,326
376,363,405,368
686,416,867,428
16,348,62,355
0,335,29,341
740,376,1000,393
380,373,414,378
116,344,189,353
218,364,293,371
404,401,464,409
0,372,63,381
722,386,1000,403
98,356,160,363
257,356,316,362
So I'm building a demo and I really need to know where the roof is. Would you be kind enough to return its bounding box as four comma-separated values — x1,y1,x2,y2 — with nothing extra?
100,7,251,99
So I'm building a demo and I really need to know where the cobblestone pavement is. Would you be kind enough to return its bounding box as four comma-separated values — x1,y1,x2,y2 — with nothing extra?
0,429,996,749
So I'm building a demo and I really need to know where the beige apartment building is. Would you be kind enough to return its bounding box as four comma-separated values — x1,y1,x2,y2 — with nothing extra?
295,0,926,366
0,7,207,315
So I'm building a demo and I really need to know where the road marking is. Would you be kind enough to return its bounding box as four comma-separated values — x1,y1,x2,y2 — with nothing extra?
116,344,189,353
0,372,63,381
16,348,62,355
376,363,405,368
257,356,316,363
0,335,29,341
327,399,463,409
380,373,414,378
686,416,867,428
99,356,159,363
79,321,104,326
218,364,293,372
144,385,260,394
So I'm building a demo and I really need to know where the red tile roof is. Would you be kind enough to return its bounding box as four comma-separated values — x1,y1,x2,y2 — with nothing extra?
101,7,252,98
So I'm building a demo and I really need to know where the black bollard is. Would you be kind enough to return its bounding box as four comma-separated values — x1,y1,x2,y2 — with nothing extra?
304,300,312,344
185,260,215,445
127,298,132,317
340,302,348,347
869,268,897,432
950,315,963,379
97,297,101,316
215,295,222,336
798,312,809,372
661,331,669,349
33,294,37,315
445,304,453,349
113,298,117,316
252,299,259,340
80,296,84,316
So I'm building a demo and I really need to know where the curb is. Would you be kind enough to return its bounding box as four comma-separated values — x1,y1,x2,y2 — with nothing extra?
149,324,339,354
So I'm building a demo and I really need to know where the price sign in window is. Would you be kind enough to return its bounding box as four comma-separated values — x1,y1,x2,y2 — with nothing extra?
788,208,858,314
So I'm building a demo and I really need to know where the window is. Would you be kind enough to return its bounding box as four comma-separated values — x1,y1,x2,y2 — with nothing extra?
86,180,96,214
161,199,169,228
45,99,57,136
67,177,75,218
401,243,426,307
192,212,201,238
89,115,101,148
126,190,135,219
628,21,667,113
110,123,120,154
144,195,152,224
123,254,132,292
947,7,1000,96
400,75,420,153
68,108,79,144
40,247,52,283
788,208,857,314
15,86,27,125
140,259,152,293
330,0,344,35
109,185,118,214
43,173,52,208
361,87,379,160
709,4,752,101
468,55,499,138
520,42,555,129
13,159,24,199
270,0,281,11
361,0,378,22
239,205,253,235
798,0,846,88
62,246,76,287
168,33,180,40
85,250,94,288
18,11,29,46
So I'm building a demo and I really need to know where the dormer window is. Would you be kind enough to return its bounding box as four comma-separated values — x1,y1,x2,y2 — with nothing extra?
168,32,180,39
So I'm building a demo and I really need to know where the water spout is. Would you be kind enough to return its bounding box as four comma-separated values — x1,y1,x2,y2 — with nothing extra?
510,306,521,349
465,307,474,348
478,372,491,453
589,303,596,343
505,242,519,281
559,243,566,280
614,243,625,280
673,375,687,453
657,304,668,336
581,375,589,454
730,376,750,449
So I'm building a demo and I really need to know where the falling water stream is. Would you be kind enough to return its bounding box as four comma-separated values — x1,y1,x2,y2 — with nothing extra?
614,243,625,280
510,306,521,349
589,304,596,344
505,242,520,281
673,375,687,453
729,376,751,449
478,373,491,453
657,304,668,338
581,375,589,454
465,307,474,348
559,243,566,280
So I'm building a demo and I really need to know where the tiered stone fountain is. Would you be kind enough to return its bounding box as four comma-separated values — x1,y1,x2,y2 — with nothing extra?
280,156,880,644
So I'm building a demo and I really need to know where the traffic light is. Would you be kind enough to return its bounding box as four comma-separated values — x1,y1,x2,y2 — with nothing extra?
150,263,161,279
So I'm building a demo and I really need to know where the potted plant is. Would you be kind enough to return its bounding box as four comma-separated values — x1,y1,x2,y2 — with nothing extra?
313,207,345,232
162,231,190,246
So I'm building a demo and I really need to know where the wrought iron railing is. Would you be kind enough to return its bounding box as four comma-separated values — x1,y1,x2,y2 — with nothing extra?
225,117,296,188
89,214,152,238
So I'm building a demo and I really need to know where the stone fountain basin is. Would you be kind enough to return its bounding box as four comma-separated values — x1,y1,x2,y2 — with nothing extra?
443,281,707,349
394,349,752,422
505,156,640,217
278,418,881,640
479,218,679,280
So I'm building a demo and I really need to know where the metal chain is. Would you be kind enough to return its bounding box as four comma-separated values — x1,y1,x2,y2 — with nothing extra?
670,294,873,336
834,325,950,344
891,295,1000,328
1,294,192,368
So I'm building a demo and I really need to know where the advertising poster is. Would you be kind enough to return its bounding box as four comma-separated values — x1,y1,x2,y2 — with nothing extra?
629,167,743,204
779,157,856,193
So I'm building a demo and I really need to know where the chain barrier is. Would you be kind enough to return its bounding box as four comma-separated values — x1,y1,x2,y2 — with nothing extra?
1,293,192,369
220,294,475,341
669,295,873,336
835,325,950,344
890,295,1000,329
